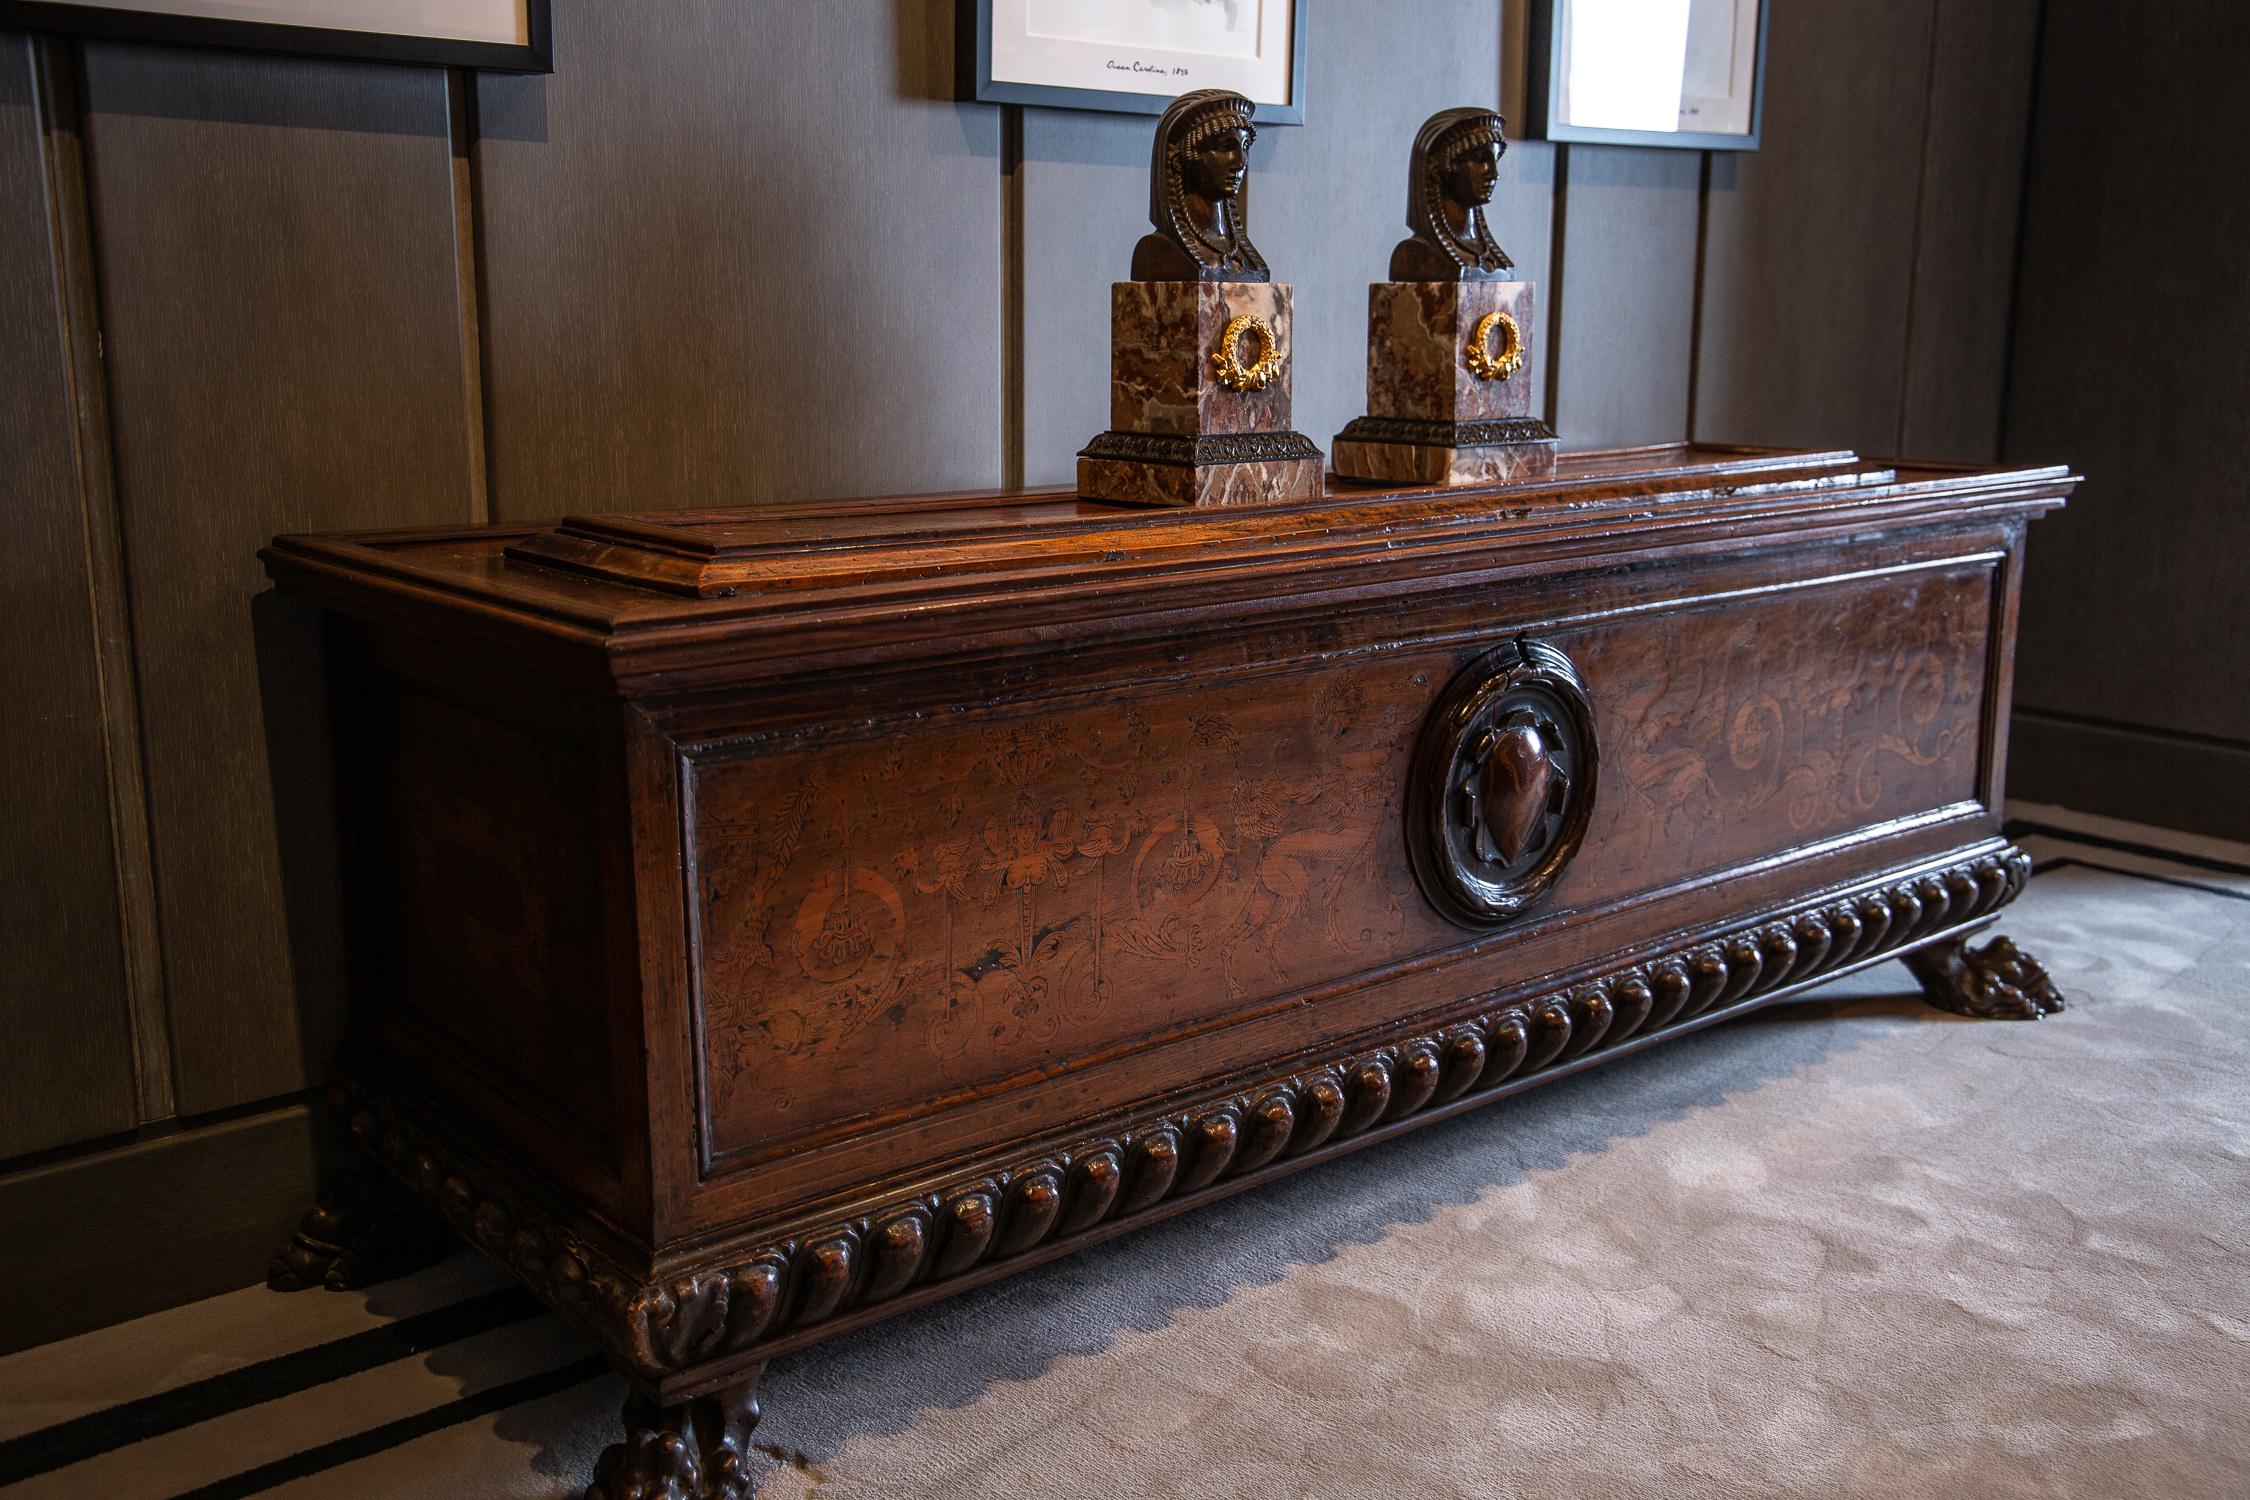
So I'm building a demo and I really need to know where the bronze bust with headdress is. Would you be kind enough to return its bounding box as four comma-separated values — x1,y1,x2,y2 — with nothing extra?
1333,104,1554,485
1132,88,1270,282
1391,107,1514,281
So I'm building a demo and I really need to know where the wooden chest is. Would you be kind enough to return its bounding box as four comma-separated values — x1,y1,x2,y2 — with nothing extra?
262,444,2071,1496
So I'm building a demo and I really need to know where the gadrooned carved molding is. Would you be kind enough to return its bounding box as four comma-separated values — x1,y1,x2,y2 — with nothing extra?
1407,638,1599,928
334,845,2030,1383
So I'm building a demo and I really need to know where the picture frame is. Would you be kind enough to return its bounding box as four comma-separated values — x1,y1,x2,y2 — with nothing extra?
0,0,553,73
1524,0,1766,152
958,0,1306,126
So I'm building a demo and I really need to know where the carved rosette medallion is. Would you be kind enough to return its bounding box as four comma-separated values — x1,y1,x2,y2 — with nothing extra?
1408,638,1597,927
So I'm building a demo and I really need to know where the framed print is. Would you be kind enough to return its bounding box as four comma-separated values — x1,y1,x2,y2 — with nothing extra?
959,0,1306,125
1525,0,1766,151
0,0,553,72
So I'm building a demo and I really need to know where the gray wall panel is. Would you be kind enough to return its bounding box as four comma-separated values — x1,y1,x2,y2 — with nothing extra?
0,35,138,1157
81,44,475,1115
2010,716,2250,845
2005,0,2250,748
1899,0,2039,462
1551,145,1701,450
0,1100,336,1354
1018,107,1139,488
1692,0,1934,455
1488,139,1558,425
473,0,1003,514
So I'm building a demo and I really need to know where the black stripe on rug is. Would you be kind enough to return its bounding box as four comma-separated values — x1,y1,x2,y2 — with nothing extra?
0,1286,545,1485
164,1355,610,1500
2007,819,2250,879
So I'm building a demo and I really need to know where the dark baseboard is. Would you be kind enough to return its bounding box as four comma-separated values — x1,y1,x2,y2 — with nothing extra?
0,1100,344,1355
2011,710,2250,843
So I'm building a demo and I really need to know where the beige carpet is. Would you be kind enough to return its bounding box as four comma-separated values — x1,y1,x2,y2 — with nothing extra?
2,808,2245,1498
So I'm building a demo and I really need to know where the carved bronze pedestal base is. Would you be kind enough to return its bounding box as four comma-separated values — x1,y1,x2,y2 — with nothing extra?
1331,415,1559,487
1906,934,2065,1020
267,1171,455,1292
1077,429,1324,508
586,1371,765,1500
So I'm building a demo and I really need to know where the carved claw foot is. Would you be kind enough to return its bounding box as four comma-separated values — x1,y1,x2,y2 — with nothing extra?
1904,934,2065,1020
586,1374,764,1500
267,1172,456,1291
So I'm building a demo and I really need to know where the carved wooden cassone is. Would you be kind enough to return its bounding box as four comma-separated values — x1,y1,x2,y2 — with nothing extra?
262,444,2071,1488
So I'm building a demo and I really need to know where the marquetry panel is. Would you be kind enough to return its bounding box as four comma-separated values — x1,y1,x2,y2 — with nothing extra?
688,564,1992,1164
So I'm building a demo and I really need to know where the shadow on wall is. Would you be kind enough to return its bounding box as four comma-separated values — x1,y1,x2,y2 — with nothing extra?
80,41,448,133
894,0,958,104
474,68,547,144
250,590,350,1094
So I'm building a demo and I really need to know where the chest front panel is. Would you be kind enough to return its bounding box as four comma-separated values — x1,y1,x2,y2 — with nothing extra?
682,556,1995,1186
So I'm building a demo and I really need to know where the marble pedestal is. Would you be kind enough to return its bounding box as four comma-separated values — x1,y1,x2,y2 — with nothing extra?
1331,279,1559,486
1078,281,1323,509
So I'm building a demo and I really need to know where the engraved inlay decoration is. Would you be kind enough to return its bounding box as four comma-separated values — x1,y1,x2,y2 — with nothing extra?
1408,639,1597,928
688,570,1990,1168
1598,573,1988,864
1465,308,1524,382
692,683,1424,1159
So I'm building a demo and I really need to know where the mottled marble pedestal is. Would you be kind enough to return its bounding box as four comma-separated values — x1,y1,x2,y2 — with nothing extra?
1078,281,1323,508
1332,279,1559,486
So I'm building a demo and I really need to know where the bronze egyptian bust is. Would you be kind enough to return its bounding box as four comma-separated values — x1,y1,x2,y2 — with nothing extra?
1390,106,1514,281
1333,105,1555,486
1080,86,1318,507
1132,88,1270,282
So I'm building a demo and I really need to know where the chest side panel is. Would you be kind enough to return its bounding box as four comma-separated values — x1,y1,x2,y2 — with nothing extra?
339,654,642,1226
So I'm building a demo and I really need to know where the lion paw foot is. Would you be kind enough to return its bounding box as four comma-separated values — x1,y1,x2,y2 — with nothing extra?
268,1173,454,1292
1907,935,2064,1020
586,1383,761,1500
